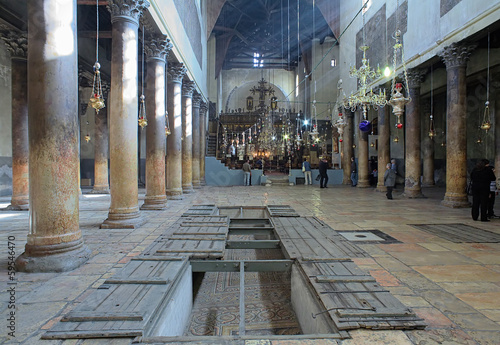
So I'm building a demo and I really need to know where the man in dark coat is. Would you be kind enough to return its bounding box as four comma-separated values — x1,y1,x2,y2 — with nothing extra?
471,159,496,222
319,157,329,188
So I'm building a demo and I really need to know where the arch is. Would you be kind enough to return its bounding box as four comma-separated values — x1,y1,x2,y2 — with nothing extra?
224,80,292,113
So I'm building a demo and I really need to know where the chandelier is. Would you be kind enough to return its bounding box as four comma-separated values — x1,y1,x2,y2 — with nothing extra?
344,5,386,125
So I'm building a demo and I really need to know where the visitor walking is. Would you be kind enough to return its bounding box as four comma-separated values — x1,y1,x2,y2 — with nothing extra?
488,166,498,219
242,160,251,186
302,158,312,185
384,163,396,199
350,157,357,187
319,157,329,188
471,159,496,221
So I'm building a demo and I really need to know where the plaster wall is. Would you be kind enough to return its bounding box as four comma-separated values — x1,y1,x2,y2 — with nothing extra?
150,0,208,99
220,69,296,112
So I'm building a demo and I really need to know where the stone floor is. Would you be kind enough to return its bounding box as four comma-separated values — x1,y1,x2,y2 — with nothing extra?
0,184,499,345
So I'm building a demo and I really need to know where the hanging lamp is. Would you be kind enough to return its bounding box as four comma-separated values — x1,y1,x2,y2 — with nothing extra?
165,111,171,136
388,0,410,128
89,0,105,114
428,65,436,139
138,26,147,129
481,31,492,132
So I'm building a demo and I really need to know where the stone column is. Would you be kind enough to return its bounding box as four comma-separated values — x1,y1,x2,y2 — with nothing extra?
166,63,187,199
101,0,150,228
182,80,196,193
342,111,354,184
439,43,475,208
403,68,426,198
90,82,110,194
421,100,435,186
377,106,390,192
1,29,29,210
141,35,172,210
200,101,208,185
192,92,202,188
16,0,90,272
357,113,370,188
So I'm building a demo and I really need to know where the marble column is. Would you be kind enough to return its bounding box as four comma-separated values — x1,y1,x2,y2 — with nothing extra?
141,35,172,210
439,43,475,208
357,113,370,188
90,82,110,194
192,92,202,188
403,68,426,198
342,111,354,184
200,101,208,185
166,63,187,199
421,100,435,186
1,29,29,210
101,0,149,228
495,92,500,189
16,0,90,272
377,106,390,192
182,80,196,193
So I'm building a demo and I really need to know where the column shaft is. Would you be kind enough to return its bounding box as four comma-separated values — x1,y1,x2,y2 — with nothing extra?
403,69,426,198
166,63,187,199
342,111,354,184
439,43,475,207
357,120,370,188
377,106,390,191
182,81,195,193
422,100,435,186
91,104,110,193
192,93,202,188
200,102,208,185
16,0,90,272
102,0,149,228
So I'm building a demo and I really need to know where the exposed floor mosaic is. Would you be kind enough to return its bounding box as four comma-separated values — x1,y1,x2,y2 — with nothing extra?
337,229,402,244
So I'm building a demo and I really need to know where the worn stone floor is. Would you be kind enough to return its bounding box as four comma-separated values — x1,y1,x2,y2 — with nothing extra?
0,184,499,345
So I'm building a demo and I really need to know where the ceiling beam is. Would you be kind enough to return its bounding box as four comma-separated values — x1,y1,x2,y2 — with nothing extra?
78,31,112,38
77,0,108,5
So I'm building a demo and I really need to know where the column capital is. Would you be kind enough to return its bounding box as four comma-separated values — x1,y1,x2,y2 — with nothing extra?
192,92,202,108
145,35,173,62
439,42,476,69
107,0,150,24
200,101,208,115
0,26,27,59
167,62,187,83
406,68,426,89
182,81,196,98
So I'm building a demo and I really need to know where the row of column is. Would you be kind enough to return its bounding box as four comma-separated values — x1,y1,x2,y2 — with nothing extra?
342,42,480,207
3,0,208,272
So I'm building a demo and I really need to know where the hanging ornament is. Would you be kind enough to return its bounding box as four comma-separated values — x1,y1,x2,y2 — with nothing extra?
89,0,105,112
428,65,436,139
359,120,372,132
165,112,171,136
481,31,492,132
393,136,399,143
480,101,491,131
85,134,91,143
138,26,147,129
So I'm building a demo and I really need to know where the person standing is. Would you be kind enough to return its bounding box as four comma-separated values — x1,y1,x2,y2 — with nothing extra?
471,159,496,221
384,163,396,199
487,166,497,219
319,157,329,188
350,157,357,187
242,160,251,186
302,158,312,185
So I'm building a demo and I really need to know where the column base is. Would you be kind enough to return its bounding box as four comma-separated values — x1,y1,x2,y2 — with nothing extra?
5,203,29,211
422,182,436,187
89,186,110,194
141,197,167,210
166,189,183,200
192,181,201,189
200,178,206,186
441,192,470,208
376,184,388,192
182,185,194,193
100,211,146,229
15,239,91,273
357,180,371,188
402,190,426,198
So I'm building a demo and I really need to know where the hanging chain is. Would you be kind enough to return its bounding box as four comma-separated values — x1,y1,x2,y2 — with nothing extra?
95,0,99,62
486,31,490,103
141,26,145,96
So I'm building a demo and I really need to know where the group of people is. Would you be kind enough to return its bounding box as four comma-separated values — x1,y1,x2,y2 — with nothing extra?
301,157,329,188
470,159,497,222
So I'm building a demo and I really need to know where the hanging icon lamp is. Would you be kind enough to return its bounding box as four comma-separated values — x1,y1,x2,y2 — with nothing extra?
138,26,147,129
481,31,492,132
428,66,436,139
89,0,105,114
165,111,171,136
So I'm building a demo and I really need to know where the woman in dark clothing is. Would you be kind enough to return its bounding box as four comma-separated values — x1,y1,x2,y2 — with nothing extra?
471,159,496,222
319,157,329,188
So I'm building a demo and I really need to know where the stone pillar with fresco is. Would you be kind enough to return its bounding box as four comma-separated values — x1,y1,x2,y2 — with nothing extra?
141,35,172,210
166,63,187,199
403,68,426,198
439,43,475,208
182,80,196,193
16,0,90,272
101,0,150,228
191,92,202,188
1,28,29,210
376,106,390,192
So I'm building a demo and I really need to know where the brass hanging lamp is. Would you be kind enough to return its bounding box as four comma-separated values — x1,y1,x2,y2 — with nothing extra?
428,65,436,139
138,26,147,129
89,0,105,114
480,31,492,132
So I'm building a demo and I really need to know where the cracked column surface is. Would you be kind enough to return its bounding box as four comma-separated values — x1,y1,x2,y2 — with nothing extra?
182,80,195,193
192,92,202,188
15,0,90,272
101,0,150,228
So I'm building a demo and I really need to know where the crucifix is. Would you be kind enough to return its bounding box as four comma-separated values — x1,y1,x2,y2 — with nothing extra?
249,78,275,112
